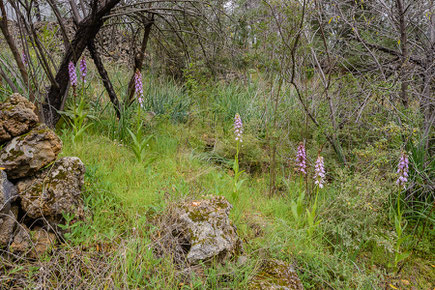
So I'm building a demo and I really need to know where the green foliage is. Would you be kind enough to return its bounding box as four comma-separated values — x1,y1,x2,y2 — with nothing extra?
321,169,394,254
232,141,246,201
144,77,191,123
127,123,153,163
60,96,94,144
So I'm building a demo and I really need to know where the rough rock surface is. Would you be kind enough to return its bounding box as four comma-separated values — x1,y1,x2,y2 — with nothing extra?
0,124,62,179
0,205,18,248
16,157,85,222
10,225,56,257
173,196,242,264
10,224,31,253
0,94,38,144
249,259,303,290
1,170,18,213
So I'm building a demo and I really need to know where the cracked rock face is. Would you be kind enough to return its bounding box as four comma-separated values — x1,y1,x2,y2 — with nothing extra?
173,196,242,264
0,205,18,248
0,124,62,179
0,171,18,248
0,94,38,144
16,157,85,223
0,170,18,213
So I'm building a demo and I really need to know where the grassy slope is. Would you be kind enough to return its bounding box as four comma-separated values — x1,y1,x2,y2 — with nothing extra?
1,61,432,288
57,120,433,289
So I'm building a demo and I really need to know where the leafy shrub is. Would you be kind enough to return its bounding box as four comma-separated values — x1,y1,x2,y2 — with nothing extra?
321,168,395,256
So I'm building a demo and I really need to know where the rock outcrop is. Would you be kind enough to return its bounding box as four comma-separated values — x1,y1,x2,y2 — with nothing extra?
0,94,39,144
0,124,62,179
156,196,242,265
0,94,85,255
17,157,85,222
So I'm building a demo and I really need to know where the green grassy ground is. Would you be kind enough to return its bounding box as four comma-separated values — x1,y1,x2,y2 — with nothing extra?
56,120,433,289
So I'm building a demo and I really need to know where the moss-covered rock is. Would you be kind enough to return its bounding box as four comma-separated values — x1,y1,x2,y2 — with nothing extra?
249,259,303,290
0,94,39,144
16,157,85,223
172,196,242,264
0,124,62,179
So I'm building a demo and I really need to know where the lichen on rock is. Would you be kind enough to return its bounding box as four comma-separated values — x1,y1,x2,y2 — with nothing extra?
0,124,62,179
249,259,303,290
16,157,85,223
0,94,39,144
158,196,243,265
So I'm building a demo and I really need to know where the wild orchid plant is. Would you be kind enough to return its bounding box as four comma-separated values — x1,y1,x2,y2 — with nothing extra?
22,50,28,66
306,154,325,238
291,142,308,226
68,61,78,97
393,151,411,268
80,56,87,83
127,69,152,162
295,142,307,177
232,113,245,201
66,59,92,143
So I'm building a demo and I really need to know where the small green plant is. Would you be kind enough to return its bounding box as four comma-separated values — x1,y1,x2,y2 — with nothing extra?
290,186,306,227
393,194,410,269
127,123,153,162
127,70,153,162
68,96,93,143
58,212,89,244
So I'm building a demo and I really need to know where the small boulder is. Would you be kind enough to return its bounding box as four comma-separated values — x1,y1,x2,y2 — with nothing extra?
0,94,39,144
172,196,242,264
0,205,18,248
249,259,303,290
0,124,62,179
16,157,85,223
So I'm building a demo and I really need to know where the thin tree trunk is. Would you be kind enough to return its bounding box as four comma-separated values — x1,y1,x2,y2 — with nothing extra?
0,66,18,93
127,16,154,103
269,78,282,196
88,40,121,119
396,0,409,108
35,0,42,22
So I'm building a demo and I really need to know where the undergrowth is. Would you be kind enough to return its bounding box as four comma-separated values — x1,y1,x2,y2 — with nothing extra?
1,64,433,289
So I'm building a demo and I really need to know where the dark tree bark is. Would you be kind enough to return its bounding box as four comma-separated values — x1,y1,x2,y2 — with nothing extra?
396,0,409,108
88,40,122,119
34,0,42,22
43,0,121,127
127,16,154,104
